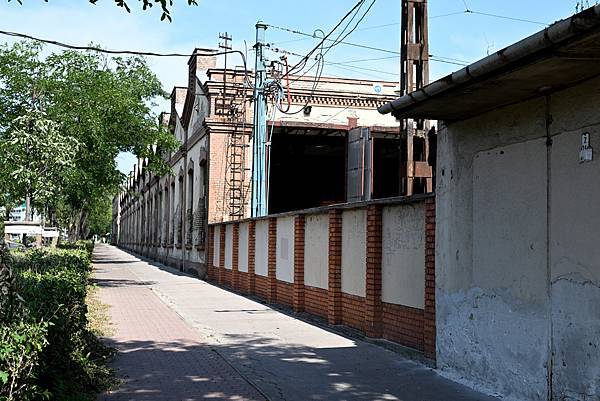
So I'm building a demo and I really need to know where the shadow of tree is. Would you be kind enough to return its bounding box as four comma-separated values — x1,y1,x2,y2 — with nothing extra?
100,335,499,401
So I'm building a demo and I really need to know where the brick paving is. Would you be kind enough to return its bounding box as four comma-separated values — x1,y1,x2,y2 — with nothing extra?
94,244,498,401
94,245,265,401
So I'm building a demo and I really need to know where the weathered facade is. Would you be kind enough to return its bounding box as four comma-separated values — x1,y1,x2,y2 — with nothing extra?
113,48,418,276
380,6,600,401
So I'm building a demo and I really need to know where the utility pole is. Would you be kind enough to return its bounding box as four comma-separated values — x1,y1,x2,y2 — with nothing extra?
400,0,431,195
251,22,268,217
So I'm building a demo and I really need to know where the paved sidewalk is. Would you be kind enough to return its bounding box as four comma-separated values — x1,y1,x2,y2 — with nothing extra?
95,244,496,401
94,245,265,401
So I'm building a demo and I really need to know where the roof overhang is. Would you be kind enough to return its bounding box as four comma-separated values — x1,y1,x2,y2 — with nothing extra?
378,6,600,122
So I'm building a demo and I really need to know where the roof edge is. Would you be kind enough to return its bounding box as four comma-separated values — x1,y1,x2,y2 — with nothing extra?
378,5,600,115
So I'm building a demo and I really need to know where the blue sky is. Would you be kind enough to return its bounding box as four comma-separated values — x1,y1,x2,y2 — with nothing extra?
0,0,584,173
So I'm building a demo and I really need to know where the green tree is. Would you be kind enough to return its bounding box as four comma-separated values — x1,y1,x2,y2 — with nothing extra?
0,110,79,221
86,195,113,239
0,42,178,239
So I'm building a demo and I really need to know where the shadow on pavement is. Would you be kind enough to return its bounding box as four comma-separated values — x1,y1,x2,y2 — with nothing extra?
100,336,499,401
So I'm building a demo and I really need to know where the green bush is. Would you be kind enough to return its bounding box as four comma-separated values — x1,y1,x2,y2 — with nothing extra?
0,321,50,401
57,241,94,259
0,246,112,401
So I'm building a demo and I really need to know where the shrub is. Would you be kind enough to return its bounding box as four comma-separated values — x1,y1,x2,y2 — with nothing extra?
0,321,50,401
0,245,113,401
58,241,94,259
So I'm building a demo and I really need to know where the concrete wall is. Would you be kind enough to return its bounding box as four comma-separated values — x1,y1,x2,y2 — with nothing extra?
547,79,600,401
304,213,329,289
341,209,366,297
238,222,249,273
381,203,425,308
255,219,269,277
436,75,600,401
224,224,233,270
276,216,295,283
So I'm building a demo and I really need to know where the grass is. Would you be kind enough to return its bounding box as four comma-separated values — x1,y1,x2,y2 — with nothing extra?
86,284,114,338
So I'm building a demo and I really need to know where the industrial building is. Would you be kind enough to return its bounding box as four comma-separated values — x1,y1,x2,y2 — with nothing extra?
113,44,434,275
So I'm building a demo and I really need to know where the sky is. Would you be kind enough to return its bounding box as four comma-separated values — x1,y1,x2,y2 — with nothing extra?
0,0,585,174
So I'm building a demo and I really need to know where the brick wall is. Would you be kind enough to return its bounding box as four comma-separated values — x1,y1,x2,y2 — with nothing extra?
255,275,269,300
424,197,436,360
207,196,436,360
238,271,249,294
293,215,306,312
218,224,226,285
276,281,293,307
341,293,365,331
382,303,425,351
328,210,342,325
207,225,215,281
365,204,383,338
304,286,329,319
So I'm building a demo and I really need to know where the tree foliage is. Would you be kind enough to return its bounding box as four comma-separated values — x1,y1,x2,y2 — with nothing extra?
0,41,178,238
8,0,198,21
0,110,79,215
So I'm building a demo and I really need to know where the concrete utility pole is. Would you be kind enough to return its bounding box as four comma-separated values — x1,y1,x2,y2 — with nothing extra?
251,22,268,217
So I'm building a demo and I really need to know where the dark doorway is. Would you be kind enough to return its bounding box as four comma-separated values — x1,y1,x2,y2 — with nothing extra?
372,137,401,199
268,129,346,214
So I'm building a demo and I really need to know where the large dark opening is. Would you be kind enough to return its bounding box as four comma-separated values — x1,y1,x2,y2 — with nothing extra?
268,128,346,214
372,137,401,199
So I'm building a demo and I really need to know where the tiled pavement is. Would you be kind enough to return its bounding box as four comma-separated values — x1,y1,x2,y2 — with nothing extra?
94,244,497,401
94,245,265,401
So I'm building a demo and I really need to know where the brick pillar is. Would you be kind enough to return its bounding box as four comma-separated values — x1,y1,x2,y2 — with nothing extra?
293,215,306,312
365,204,383,338
207,225,214,281
232,223,240,291
424,197,437,361
328,209,342,325
248,220,256,294
218,224,225,285
267,217,277,303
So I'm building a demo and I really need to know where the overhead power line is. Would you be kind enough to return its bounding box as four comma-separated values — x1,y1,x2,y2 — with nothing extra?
0,28,251,81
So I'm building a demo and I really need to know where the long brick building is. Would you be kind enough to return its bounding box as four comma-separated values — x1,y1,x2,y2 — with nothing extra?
112,48,432,276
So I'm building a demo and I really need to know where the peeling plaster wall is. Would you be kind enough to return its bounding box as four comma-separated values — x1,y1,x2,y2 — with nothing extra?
548,79,600,401
224,224,233,270
238,222,249,273
276,216,295,284
437,75,600,401
304,214,329,290
382,204,425,308
255,220,269,277
341,209,366,297
213,225,220,267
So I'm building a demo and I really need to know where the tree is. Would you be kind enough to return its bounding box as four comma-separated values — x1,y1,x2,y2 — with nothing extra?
8,0,198,21
0,41,179,239
0,110,79,221
86,195,113,239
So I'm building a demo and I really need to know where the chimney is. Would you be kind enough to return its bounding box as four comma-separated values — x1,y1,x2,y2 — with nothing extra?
170,87,188,119
159,112,171,129
188,48,217,88
347,116,359,129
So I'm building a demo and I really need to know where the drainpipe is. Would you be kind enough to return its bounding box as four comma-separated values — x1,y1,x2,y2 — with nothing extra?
544,94,554,401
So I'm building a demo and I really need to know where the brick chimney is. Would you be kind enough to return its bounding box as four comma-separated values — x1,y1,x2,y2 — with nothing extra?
170,87,188,118
188,48,217,87
347,116,359,129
